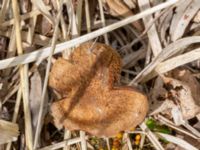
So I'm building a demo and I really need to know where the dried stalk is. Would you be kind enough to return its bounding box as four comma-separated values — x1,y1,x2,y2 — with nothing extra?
11,0,33,149
84,0,91,33
98,0,109,44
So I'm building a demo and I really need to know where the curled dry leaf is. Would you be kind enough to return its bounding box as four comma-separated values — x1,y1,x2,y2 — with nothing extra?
106,0,133,17
170,0,200,41
163,77,200,120
49,42,148,137
105,0,143,32
170,68,200,106
150,68,200,120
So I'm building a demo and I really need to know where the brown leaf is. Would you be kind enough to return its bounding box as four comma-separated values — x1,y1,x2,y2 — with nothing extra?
36,16,52,36
150,68,200,120
49,42,148,137
163,76,200,120
170,68,200,106
105,0,143,32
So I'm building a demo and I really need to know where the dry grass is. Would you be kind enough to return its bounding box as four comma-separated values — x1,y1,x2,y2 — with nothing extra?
0,0,200,150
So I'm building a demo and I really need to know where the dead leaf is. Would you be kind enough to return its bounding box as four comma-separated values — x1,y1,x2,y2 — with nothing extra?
163,77,200,120
36,16,53,36
150,69,200,120
149,76,168,114
105,0,143,32
30,69,43,131
170,0,200,41
0,119,19,144
123,0,136,9
170,68,200,106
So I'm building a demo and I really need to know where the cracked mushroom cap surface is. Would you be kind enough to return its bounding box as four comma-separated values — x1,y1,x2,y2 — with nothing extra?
49,42,148,137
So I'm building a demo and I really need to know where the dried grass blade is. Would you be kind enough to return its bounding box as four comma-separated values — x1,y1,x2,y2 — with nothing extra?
98,0,109,44
33,1,63,148
169,0,192,35
157,115,199,140
76,0,83,35
27,4,37,44
31,0,55,25
132,36,200,84
63,130,71,150
171,0,200,41
0,0,180,70
84,0,91,33
1,7,51,27
156,47,200,75
11,0,33,149
138,0,162,56
124,133,133,150
140,123,165,150
80,131,87,150
38,136,88,150
157,133,198,150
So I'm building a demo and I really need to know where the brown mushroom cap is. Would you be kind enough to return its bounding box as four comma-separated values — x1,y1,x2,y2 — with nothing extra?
49,42,148,137
49,43,121,96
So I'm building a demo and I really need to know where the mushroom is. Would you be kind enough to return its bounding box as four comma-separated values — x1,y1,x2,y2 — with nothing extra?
49,42,148,137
